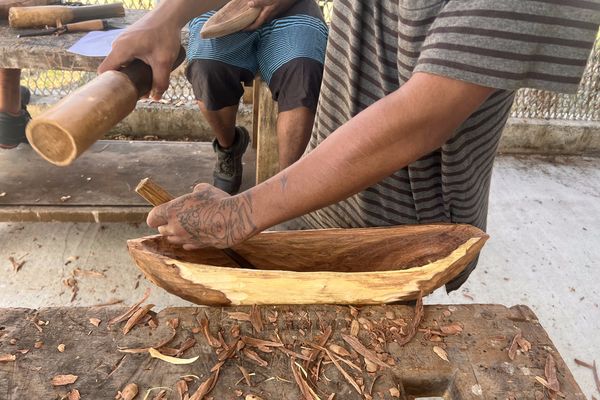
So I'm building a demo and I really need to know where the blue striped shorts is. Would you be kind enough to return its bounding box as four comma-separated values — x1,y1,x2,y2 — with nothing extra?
187,12,328,84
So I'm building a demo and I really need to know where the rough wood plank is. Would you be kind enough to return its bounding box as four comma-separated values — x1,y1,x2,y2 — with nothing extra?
0,11,150,70
255,79,279,183
0,305,585,399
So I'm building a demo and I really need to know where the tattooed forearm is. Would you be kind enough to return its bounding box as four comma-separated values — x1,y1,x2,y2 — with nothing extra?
172,190,258,248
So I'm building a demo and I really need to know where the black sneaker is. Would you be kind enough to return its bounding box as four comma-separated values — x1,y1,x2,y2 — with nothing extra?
212,126,250,195
0,86,31,149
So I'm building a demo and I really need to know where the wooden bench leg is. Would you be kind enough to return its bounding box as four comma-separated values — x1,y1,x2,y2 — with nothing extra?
254,79,280,184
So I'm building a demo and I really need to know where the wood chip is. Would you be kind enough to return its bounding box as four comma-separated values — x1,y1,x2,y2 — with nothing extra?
395,294,424,346
389,387,400,398
328,344,351,357
89,318,102,327
516,335,531,353
116,383,138,400
148,348,199,365
350,320,359,336
237,364,252,386
197,312,221,348
68,389,81,400
108,288,151,326
433,346,449,362
364,358,379,373
51,374,78,386
0,354,16,362
341,334,388,369
243,348,268,367
290,359,318,400
118,328,177,354
245,395,264,400
176,379,188,400
508,332,521,361
189,369,219,400
545,354,560,392
439,323,463,335
250,305,264,333
34,340,43,349
123,304,154,335
227,312,251,322
60,195,72,202
8,256,25,272
323,348,362,394
57,343,66,352
73,268,105,278
151,389,168,399
241,336,284,349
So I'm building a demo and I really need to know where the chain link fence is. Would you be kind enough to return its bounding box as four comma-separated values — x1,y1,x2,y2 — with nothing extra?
20,1,600,121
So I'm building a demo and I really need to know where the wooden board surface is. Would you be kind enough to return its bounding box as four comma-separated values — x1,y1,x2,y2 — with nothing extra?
0,10,147,70
0,304,585,399
0,140,256,221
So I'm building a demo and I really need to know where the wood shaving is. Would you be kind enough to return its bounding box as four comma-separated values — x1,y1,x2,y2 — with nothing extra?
0,353,16,362
433,346,449,362
227,312,251,322
34,340,43,349
123,304,155,335
241,336,284,349
328,344,351,358
8,256,25,272
350,320,359,336
189,369,220,400
149,389,168,400
116,383,138,400
176,379,188,400
148,348,199,365
51,374,78,386
389,387,400,398
89,318,102,327
118,328,177,354
323,348,362,394
72,268,105,278
60,195,72,202
544,354,560,392
364,358,378,373
341,334,388,369
439,323,463,335
250,305,264,333
197,312,221,348
168,318,180,329
237,364,252,386
245,395,264,400
290,359,318,400
108,288,151,326
508,332,521,361
142,387,171,400
57,343,66,352
394,294,424,346
516,335,531,353
243,348,268,367
574,358,600,393
67,389,81,400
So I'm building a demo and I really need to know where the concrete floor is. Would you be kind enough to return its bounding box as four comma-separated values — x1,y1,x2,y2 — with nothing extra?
1,154,599,396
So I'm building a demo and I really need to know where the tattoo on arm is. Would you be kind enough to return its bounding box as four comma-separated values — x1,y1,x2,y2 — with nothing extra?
169,190,258,248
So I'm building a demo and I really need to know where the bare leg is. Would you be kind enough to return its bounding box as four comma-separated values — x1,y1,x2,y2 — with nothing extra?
0,69,21,115
196,100,238,148
276,106,315,169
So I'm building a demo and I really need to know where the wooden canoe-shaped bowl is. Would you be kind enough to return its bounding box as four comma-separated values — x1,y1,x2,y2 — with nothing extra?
200,0,261,39
127,224,488,306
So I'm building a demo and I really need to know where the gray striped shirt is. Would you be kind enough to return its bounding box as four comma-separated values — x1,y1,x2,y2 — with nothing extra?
300,0,599,290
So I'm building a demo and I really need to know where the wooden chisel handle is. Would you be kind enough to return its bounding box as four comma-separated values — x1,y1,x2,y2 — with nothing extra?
135,178,256,270
64,19,107,33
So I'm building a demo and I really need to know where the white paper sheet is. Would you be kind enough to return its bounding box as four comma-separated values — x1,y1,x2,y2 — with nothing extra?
67,29,125,57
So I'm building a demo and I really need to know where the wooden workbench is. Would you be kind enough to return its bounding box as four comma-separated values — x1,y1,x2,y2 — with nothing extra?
0,304,584,399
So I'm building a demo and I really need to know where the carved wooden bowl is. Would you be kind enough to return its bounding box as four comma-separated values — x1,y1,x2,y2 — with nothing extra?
127,224,488,306
200,0,261,39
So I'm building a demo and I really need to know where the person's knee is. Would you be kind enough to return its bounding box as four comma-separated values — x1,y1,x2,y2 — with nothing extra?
186,60,251,111
269,58,324,113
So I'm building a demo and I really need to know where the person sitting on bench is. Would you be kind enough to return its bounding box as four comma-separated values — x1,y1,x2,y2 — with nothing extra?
185,0,328,194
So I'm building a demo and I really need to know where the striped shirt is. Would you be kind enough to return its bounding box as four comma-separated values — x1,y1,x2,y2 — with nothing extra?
300,0,599,290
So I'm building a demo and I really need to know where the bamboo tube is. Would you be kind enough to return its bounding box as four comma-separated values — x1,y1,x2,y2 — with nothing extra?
0,0,59,20
26,48,185,166
200,0,260,39
8,3,124,28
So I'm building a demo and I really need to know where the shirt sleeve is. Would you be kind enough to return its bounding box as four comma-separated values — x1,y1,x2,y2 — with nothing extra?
414,0,600,93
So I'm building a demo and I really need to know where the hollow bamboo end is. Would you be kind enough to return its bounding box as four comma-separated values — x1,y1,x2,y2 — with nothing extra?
26,119,77,166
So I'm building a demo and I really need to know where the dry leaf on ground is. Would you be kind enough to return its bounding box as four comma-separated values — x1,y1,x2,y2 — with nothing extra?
51,374,78,386
148,348,199,365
